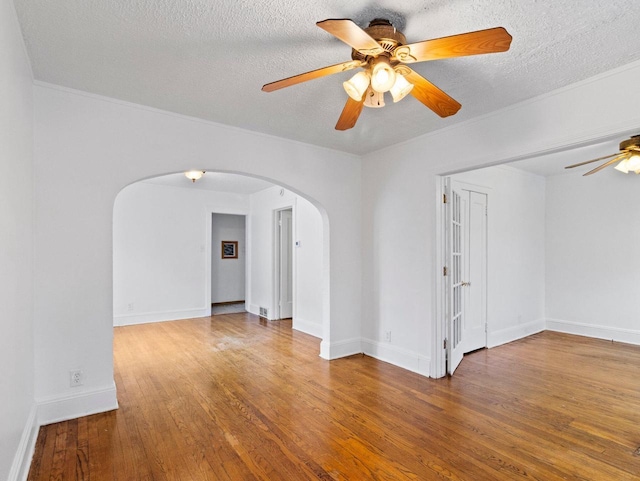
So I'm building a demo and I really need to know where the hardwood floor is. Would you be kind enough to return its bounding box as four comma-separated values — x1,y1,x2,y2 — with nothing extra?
28,314,640,480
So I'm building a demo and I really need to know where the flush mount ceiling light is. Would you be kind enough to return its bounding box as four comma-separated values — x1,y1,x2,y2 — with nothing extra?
262,18,512,130
565,135,640,176
185,170,205,182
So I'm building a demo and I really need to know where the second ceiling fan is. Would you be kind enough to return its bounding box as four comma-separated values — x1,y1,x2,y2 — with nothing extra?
262,18,512,130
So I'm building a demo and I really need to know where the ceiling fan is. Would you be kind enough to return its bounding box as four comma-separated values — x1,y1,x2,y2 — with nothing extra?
262,18,512,130
565,135,640,175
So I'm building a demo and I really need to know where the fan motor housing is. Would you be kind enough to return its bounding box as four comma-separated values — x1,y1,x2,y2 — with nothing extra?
351,19,406,61
620,135,640,151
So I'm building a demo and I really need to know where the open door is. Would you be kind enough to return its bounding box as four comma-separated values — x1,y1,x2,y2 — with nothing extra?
447,180,465,375
463,190,487,353
277,209,293,319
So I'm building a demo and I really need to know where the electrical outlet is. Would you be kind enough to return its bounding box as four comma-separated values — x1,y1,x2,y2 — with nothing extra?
127,303,134,312
70,370,83,387
384,331,391,342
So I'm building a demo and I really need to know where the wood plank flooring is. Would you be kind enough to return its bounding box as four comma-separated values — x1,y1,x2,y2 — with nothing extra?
28,314,640,480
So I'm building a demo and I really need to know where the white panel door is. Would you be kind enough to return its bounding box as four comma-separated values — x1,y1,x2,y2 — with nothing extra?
463,190,488,353
278,209,293,319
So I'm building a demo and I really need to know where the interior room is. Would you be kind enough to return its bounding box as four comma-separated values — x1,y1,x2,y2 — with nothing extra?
2,0,640,479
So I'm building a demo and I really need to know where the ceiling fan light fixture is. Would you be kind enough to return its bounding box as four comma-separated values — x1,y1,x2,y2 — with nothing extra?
390,73,414,103
364,87,385,108
615,152,640,174
184,170,205,182
343,71,370,101
628,152,640,174
370,57,396,93
614,157,630,174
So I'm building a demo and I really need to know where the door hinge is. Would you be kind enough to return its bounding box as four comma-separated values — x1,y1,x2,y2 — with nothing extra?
443,338,447,349
443,193,448,204
443,266,448,276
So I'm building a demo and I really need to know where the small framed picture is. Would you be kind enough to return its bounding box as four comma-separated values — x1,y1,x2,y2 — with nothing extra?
221,241,238,259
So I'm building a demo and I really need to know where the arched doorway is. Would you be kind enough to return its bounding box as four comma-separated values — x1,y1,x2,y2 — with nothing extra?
113,172,327,342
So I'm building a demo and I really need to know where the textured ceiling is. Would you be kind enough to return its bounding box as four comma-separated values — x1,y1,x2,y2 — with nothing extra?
14,0,640,155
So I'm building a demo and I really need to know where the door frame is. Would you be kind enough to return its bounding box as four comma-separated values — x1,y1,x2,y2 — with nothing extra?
204,209,249,316
434,176,490,378
273,206,295,320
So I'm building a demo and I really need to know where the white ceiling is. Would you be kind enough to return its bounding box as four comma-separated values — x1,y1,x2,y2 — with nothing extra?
144,172,274,194
14,0,640,155
508,138,624,178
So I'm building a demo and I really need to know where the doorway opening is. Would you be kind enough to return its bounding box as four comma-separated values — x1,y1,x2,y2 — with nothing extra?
113,173,326,344
443,178,489,375
435,163,547,378
211,213,246,315
274,208,293,320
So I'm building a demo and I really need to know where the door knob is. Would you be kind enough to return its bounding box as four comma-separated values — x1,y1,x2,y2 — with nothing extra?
461,281,471,287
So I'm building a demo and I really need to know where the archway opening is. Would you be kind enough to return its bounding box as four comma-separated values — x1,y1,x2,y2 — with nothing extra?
112,171,328,344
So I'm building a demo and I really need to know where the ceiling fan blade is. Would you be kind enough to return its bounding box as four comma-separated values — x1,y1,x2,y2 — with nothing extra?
564,152,623,169
404,69,461,117
317,19,386,56
262,60,362,92
335,96,365,130
583,153,628,176
394,27,512,64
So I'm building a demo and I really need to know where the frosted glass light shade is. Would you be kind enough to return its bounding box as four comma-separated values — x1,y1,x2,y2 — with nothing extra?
614,157,629,173
390,74,414,102
370,57,396,93
627,153,640,173
363,87,385,108
185,170,205,182
614,153,640,174
343,71,370,101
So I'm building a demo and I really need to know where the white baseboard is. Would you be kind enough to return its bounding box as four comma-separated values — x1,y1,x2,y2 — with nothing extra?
7,403,38,481
292,317,322,338
37,383,119,426
114,307,211,326
488,318,546,348
362,338,431,377
546,318,640,346
319,337,361,360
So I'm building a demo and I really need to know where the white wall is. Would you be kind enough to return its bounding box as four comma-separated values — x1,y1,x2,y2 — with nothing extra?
451,166,546,346
33,83,362,422
113,182,250,325
293,196,324,337
24,49,640,460
545,169,640,344
0,0,37,479
248,186,324,337
211,213,246,303
362,60,640,377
